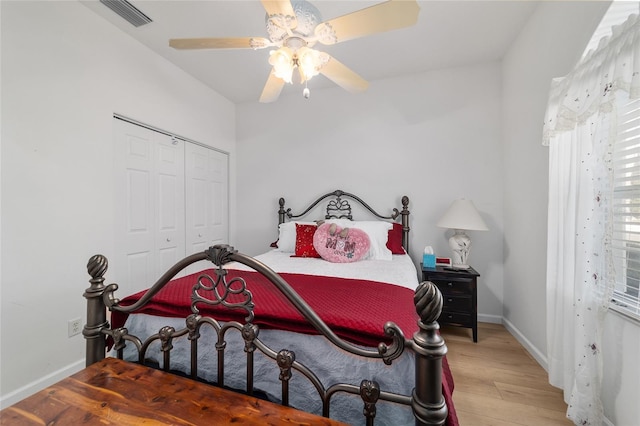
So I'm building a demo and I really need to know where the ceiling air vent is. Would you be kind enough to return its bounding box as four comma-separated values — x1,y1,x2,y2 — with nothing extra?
99,0,152,27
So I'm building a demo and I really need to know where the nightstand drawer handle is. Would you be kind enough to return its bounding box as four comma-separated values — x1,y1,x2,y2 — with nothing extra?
447,314,454,319
447,282,453,287
447,298,454,303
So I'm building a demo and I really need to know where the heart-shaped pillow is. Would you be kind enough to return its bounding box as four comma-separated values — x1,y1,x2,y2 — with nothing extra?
313,222,370,263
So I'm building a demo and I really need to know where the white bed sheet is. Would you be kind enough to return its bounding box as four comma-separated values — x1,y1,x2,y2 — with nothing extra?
119,251,421,425
226,249,420,290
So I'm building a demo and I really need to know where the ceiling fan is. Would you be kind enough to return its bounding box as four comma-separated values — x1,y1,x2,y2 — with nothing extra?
169,0,420,103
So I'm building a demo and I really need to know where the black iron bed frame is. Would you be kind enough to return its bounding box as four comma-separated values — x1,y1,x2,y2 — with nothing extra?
83,190,448,425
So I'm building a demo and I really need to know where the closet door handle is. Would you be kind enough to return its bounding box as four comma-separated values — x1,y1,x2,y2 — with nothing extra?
166,238,171,242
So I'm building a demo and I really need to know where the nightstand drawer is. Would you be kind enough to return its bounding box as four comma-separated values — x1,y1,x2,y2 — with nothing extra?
431,278,474,294
442,295,472,311
439,311,472,327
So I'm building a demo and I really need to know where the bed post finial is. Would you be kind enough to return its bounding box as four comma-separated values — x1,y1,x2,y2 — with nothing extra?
84,254,109,366
278,197,286,225
411,281,448,425
206,244,238,266
401,195,410,253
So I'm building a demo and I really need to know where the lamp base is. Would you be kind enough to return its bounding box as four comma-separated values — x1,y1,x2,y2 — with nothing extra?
448,230,472,267
450,263,470,270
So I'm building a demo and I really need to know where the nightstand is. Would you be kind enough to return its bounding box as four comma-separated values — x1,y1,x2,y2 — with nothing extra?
422,265,479,342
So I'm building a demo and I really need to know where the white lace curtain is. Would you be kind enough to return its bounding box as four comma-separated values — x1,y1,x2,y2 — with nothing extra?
543,13,640,426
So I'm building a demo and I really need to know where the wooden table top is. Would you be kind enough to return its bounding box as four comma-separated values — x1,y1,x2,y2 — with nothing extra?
0,357,347,425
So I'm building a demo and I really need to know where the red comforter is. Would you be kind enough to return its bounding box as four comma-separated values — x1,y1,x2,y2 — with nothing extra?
111,268,458,426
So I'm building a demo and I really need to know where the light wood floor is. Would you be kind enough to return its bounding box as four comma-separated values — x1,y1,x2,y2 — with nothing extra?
440,322,573,426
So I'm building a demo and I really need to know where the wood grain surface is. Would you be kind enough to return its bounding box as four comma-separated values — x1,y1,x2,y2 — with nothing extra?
442,322,572,426
0,357,347,425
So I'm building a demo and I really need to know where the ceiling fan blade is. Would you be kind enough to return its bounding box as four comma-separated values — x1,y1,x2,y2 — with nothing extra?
261,0,298,30
319,56,369,94
169,37,271,50
315,0,419,45
259,70,286,103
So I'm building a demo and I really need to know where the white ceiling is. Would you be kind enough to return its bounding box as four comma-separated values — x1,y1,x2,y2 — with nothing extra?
81,0,539,104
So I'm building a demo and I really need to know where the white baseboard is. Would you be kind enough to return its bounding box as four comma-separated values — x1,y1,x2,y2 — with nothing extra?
501,317,549,371
478,313,502,324
477,315,547,369
0,358,85,409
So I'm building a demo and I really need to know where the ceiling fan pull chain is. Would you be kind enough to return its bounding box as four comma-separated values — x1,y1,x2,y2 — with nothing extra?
303,81,310,100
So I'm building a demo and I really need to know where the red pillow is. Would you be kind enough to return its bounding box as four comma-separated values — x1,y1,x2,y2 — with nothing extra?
386,222,406,254
293,223,321,258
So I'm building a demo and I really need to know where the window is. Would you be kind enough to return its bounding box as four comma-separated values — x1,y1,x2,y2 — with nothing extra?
611,95,640,321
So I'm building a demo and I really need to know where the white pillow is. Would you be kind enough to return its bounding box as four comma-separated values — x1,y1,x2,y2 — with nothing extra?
275,221,316,252
324,219,393,261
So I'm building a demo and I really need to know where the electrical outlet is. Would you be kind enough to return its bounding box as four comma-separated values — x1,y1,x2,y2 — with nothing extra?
68,318,82,337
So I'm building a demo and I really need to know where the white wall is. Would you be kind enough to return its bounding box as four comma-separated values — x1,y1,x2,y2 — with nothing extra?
236,62,505,324
503,1,640,424
0,0,236,406
502,0,609,363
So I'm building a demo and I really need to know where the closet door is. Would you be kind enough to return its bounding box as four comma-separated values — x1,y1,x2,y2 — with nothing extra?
155,135,186,274
115,119,185,294
185,143,229,256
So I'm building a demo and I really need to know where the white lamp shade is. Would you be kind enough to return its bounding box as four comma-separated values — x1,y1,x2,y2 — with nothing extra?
436,199,488,231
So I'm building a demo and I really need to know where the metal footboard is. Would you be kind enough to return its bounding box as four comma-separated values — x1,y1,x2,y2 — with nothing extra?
83,245,447,425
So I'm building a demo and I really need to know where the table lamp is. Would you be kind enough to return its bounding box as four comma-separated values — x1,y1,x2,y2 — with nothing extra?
436,199,488,269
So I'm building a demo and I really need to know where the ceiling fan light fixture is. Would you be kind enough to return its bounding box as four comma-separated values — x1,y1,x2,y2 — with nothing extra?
268,44,327,85
269,47,295,84
297,47,323,82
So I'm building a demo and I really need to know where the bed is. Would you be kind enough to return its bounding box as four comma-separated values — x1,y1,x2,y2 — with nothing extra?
83,190,457,426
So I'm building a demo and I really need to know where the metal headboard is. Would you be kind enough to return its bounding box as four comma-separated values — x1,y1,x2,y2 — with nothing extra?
277,189,411,252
